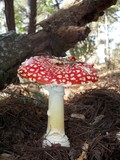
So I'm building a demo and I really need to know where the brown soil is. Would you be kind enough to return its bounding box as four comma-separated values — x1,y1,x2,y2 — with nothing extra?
0,71,120,160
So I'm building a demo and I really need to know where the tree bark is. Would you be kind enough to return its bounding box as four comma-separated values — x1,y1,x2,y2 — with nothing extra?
4,0,16,31
0,0,117,89
28,0,37,34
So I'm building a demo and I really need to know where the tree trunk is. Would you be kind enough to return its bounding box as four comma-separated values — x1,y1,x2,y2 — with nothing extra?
28,0,37,34
4,0,16,31
0,0,117,89
104,11,111,69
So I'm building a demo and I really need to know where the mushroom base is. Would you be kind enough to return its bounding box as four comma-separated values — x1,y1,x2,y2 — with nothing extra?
42,131,70,147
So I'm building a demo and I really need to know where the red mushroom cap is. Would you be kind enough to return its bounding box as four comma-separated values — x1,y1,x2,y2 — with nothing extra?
18,56,98,85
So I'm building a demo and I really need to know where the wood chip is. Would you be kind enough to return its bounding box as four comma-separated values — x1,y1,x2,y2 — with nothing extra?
71,113,85,120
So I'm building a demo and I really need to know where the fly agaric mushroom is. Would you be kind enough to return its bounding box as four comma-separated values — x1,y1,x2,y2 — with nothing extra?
17,56,98,147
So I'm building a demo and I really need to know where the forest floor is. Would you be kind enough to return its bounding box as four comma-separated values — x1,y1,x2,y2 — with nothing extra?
0,65,120,160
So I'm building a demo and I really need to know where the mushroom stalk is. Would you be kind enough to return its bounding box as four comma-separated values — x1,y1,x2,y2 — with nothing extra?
43,85,70,147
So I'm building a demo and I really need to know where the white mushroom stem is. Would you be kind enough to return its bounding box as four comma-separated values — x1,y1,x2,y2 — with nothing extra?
43,85,70,147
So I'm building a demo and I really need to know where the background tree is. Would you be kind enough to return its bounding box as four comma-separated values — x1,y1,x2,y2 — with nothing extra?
28,0,37,34
111,42,120,68
4,0,16,31
91,0,120,67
